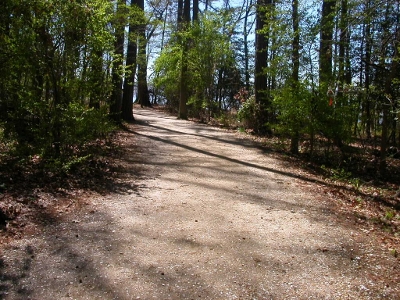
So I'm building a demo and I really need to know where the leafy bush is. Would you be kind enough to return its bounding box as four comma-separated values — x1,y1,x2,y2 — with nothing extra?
152,11,239,117
272,82,313,138
0,0,115,164
153,45,181,108
60,103,115,155
237,96,260,130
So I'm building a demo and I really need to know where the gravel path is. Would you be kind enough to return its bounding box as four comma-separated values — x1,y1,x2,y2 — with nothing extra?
0,108,398,299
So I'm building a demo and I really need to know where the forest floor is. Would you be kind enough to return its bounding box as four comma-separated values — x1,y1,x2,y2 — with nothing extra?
0,106,399,299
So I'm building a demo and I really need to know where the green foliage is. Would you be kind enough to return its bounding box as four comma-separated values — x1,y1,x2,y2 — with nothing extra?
273,82,314,138
153,45,182,108
390,249,398,258
385,210,395,221
153,10,241,117
321,164,352,181
331,168,352,182
272,79,358,155
0,0,116,161
321,164,362,191
59,104,115,155
61,154,93,173
191,14,240,115
237,96,260,129
314,85,358,146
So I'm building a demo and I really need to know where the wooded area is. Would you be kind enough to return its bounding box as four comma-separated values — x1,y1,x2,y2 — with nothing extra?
0,0,399,176
0,2,400,295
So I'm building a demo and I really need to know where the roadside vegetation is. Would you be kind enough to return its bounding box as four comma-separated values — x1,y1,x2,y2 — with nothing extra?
1,0,399,254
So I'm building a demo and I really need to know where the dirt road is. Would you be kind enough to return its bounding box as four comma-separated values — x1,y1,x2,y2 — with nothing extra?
1,108,398,299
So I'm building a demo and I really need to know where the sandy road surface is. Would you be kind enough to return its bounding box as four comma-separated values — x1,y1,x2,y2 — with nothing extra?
0,108,398,299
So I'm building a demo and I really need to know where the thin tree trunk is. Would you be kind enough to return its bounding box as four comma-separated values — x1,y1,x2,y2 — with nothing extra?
193,0,199,22
179,47,189,119
338,0,347,96
178,0,184,28
161,1,169,49
364,9,372,139
380,11,399,174
319,0,336,88
255,0,271,133
110,0,126,121
89,50,103,109
290,0,300,154
137,0,151,108
243,0,253,91
178,0,190,119
122,1,138,121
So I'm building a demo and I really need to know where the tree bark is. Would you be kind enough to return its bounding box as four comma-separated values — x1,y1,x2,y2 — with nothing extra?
136,0,151,108
338,0,348,94
178,0,184,28
319,0,336,88
178,0,190,119
380,13,399,174
364,8,372,139
110,0,126,121
122,0,138,121
243,0,254,91
193,0,199,22
89,50,103,109
254,0,271,133
290,0,300,154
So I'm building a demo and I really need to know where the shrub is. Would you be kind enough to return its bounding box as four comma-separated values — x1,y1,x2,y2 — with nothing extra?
237,96,260,130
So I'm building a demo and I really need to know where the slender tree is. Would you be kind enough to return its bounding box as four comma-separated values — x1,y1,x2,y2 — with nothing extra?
319,0,336,90
380,1,399,173
290,0,300,154
193,0,199,22
178,0,184,26
122,0,138,121
363,0,373,139
338,0,349,93
110,0,126,121
137,0,151,107
178,0,190,119
254,0,271,133
243,0,254,91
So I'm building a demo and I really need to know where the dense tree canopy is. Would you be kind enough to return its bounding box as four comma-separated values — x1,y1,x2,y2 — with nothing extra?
1,0,399,175
0,0,116,159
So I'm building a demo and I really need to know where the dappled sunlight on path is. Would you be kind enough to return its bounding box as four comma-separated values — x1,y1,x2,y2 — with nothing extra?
1,108,398,299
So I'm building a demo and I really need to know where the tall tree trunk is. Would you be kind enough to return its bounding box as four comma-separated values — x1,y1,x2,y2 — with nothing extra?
89,50,104,109
380,8,399,174
243,0,253,91
193,0,199,22
137,0,151,108
337,0,350,138
178,0,190,119
317,0,337,155
110,0,126,121
319,0,336,89
153,0,170,105
255,0,271,133
161,1,169,50
122,0,138,121
183,0,190,31
338,0,347,95
178,0,184,28
290,0,300,154
364,5,372,139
